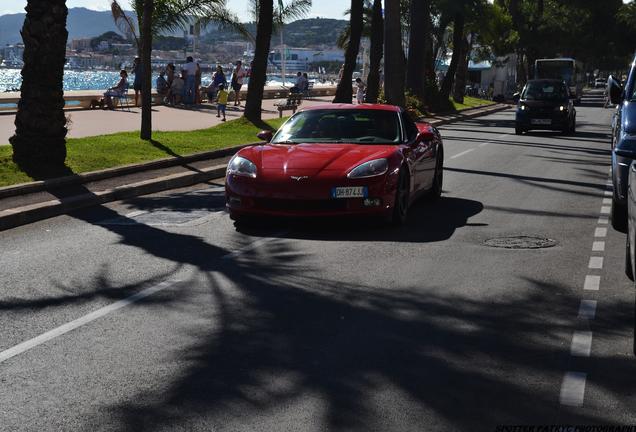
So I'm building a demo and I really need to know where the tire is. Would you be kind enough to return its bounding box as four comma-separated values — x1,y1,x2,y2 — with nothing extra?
428,151,443,200
515,126,523,135
611,197,628,232
626,234,634,281
389,169,410,226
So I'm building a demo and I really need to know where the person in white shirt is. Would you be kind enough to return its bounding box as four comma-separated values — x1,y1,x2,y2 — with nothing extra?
231,60,247,106
182,56,198,105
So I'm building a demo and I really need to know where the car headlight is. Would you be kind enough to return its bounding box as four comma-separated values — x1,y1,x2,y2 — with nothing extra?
227,155,257,178
347,158,389,179
520,105,528,111
557,105,566,112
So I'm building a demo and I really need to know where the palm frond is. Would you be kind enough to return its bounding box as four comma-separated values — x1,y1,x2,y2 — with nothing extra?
276,0,312,24
110,0,139,47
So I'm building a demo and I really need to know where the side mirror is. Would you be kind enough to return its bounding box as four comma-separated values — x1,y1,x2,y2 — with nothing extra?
257,130,273,142
415,129,436,144
512,92,520,104
608,76,623,105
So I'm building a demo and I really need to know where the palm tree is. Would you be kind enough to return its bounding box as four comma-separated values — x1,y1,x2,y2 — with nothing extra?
365,0,383,103
10,0,69,175
244,0,274,121
439,11,465,103
140,0,154,140
336,0,373,51
333,0,364,103
383,0,405,107
406,0,432,101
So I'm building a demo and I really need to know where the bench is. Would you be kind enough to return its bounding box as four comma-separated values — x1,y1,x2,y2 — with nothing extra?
274,93,303,118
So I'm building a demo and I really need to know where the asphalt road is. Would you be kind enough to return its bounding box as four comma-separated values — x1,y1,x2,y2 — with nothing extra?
2,97,635,431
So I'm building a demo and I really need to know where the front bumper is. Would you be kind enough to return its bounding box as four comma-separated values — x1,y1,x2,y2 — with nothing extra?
225,172,397,218
516,110,570,130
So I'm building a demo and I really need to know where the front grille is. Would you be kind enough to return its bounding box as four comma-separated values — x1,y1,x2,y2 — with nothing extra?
254,198,348,212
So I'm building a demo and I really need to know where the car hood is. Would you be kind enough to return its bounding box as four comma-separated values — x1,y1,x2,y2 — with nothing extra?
239,143,398,177
622,101,636,135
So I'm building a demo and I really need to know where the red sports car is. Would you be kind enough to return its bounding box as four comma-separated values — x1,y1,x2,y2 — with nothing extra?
225,104,444,224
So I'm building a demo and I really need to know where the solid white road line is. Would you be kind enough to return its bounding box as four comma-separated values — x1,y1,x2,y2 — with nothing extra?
560,372,587,407
592,241,605,252
578,300,597,320
570,331,593,357
594,227,608,238
600,206,611,215
449,149,474,160
602,198,612,205
584,275,601,291
604,190,613,196
0,280,180,364
598,217,609,225
588,256,604,269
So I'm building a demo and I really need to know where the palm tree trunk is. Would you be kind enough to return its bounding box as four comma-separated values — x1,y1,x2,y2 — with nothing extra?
383,0,405,107
10,0,68,175
439,12,465,103
140,0,153,140
245,0,273,121
365,0,383,103
334,0,363,103
453,32,473,104
406,0,430,100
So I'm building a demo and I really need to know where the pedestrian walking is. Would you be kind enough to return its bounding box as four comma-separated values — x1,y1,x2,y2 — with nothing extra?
355,78,366,104
132,57,143,106
216,84,228,122
231,60,247,106
182,56,198,105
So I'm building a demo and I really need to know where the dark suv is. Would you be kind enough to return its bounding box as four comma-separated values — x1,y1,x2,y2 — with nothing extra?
609,55,636,231
514,79,576,135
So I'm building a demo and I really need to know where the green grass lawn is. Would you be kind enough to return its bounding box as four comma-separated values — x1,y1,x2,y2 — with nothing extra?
0,116,287,188
451,96,495,111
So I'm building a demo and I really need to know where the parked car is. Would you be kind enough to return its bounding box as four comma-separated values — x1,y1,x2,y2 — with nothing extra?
625,161,636,280
608,58,636,231
225,104,444,225
513,79,576,135
595,78,607,88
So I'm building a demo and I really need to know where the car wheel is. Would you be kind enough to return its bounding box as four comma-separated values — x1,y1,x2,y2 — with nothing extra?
428,151,443,200
611,197,628,232
626,234,634,281
389,168,410,226
515,126,523,135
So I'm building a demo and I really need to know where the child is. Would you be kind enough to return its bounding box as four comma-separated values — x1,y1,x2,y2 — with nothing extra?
216,83,229,122
355,78,366,104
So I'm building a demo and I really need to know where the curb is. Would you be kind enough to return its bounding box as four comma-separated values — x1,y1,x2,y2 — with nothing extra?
0,164,227,231
424,103,511,127
0,103,512,232
0,143,257,200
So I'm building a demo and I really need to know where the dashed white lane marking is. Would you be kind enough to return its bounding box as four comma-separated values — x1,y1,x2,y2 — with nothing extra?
594,227,608,237
604,190,613,196
222,232,288,259
449,149,474,160
125,210,148,218
578,300,597,320
598,217,609,225
600,206,611,215
592,241,605,252
588,256,604,269
0,279,181,364
560,372,587,407
602,198,612,205
570,331,593,357
584,275,601,291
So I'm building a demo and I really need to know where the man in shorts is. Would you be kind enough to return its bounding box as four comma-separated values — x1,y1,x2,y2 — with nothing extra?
231,60,247,106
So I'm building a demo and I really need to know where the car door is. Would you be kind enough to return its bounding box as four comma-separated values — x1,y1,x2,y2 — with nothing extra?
401,112,436,193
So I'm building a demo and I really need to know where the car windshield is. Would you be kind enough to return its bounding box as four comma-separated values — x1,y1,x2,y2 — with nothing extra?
521,82,568,101
271,109,402,144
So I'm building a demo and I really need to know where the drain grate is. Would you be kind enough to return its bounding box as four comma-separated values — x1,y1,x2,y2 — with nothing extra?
484,235,557,249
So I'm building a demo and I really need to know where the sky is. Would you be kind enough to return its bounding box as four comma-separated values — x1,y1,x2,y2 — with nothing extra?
0,0,350,20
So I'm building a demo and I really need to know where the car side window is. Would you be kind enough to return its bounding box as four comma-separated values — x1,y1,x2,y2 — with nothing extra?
402,114,419,142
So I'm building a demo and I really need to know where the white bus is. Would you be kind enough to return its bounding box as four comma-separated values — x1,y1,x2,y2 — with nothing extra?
534,58,584,104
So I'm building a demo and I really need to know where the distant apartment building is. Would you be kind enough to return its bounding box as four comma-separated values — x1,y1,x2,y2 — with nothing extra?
1,44,24,62
269,46,345,71
70,38,92,51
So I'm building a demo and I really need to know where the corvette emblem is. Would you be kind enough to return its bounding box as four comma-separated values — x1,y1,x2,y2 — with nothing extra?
290,176,309,181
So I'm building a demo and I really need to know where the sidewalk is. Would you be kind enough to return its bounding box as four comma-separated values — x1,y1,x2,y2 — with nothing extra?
0,102,510,231
0,96,335,146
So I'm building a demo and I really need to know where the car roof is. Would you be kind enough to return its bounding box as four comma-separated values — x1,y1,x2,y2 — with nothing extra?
526,79,566,85
299,103,402,113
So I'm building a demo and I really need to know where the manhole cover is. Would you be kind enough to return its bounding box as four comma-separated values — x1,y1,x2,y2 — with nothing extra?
484,235,557,249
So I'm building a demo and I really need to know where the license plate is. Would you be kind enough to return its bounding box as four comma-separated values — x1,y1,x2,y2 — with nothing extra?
531,118,552,125
331,186,368,199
